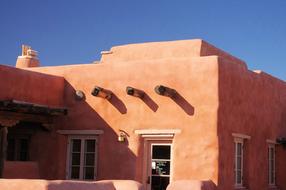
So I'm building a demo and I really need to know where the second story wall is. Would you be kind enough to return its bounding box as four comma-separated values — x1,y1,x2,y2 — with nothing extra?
217,57,286,190
0,65,65,107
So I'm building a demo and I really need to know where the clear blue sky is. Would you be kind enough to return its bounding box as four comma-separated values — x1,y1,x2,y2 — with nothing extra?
1,0,286,80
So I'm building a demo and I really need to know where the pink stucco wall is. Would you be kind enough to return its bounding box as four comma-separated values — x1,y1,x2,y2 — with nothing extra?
0,65,64,107
0,179,143,190
3,161,39,179
27,40,221,183
1,39,286,190
216,57,286,190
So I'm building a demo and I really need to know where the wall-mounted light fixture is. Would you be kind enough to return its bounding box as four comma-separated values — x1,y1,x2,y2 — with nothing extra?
118,130,129,142
154,85,177,98
277,137,286,148
126,86,145,98
91,86,112,100
75,90,85,101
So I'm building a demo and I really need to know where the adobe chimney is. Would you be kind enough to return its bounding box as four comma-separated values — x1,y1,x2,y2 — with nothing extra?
16,45,40,68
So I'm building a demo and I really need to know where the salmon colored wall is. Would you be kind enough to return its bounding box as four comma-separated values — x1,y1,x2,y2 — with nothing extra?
29,130,63,179
0,65,64,107
28,55,220,184
0,179,143,190
3,161,39,179
2,39,285,190
217,57,286,190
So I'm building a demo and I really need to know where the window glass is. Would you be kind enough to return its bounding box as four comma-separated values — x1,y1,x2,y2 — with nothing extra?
72,139,81,152
71,153,81,165
152,161,170,175
6,137,29,161
152,145,170,159
151,176,169,190
85,140,95,152
268,145,275,185
84,167,95,180
7,139,15,161
234,140,243,186
68,137,97,180
71,166,80,179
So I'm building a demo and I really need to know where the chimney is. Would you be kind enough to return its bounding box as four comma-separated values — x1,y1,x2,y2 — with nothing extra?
16,45,40,68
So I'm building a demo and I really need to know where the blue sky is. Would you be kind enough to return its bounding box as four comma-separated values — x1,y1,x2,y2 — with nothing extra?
1,0,286,80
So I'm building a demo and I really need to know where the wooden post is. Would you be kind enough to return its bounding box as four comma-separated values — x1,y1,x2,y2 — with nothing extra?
0,127,7,178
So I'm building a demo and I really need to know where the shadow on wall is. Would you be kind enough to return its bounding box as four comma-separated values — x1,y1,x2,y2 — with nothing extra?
107,92,127,114
48,80,196,181
171,92,194,116
141,92,159,112
53,81,138,180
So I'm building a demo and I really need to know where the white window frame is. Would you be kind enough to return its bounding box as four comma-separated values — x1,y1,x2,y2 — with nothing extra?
268,143,276,186
66,135,98,180
234,137,244,187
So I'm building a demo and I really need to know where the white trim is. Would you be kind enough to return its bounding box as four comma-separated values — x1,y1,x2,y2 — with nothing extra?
142,134,174,138
58,130,104,135
101,51,113,55
234,140,244,187
135,129,181,135
150,143,172,189
143,138,173,190
66,135,98,180
232,133,251,140
266,139,277,144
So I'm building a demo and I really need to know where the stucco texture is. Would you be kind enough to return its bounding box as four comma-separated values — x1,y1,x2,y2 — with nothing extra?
1,39,286,190
0,179,143,190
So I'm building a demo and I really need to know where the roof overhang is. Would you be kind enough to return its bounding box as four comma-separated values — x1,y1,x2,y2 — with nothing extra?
0,100,67,130
0,100,67,116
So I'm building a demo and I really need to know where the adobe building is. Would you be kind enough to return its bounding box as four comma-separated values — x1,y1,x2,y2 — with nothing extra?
0,39,286,190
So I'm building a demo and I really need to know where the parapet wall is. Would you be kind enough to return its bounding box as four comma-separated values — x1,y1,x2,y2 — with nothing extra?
0,65,64,107
100,39,247,69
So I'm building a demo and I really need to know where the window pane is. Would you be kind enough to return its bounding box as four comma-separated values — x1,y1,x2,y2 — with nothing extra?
152,161,170,175
85,140,95,152
270,171,275,184
72,153,81,165
85,153,95,166
72,139,81,152
152,145,170,159
270,148,274,160
236,156,242,170
151,176,169,190
7,139,15,161
20,139,28,150
71,166,80,179
84,167,94,180
19,139,29,161
237,143,242,156
236,170,242,184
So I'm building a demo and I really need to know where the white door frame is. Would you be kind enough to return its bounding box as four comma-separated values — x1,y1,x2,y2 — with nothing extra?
143,138,173,190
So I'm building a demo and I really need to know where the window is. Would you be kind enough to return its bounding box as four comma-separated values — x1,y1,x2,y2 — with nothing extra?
268,144,275,186
234,138,244,187
67,136,98,180
7,136,30,161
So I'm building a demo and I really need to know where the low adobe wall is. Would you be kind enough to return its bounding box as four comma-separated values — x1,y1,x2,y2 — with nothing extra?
3,161,40,179
167,180,217,190
0,179,143,190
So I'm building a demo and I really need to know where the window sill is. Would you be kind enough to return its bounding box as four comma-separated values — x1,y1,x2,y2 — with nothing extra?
268,185,279,190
